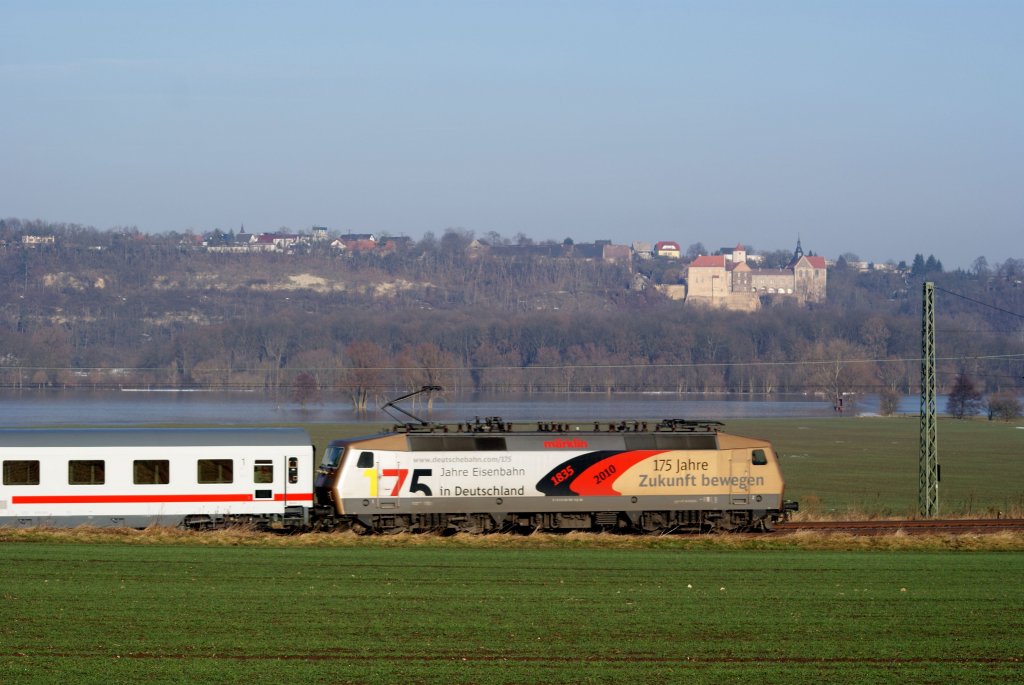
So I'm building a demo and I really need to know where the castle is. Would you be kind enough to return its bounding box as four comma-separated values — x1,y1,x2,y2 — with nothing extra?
685,239,827,310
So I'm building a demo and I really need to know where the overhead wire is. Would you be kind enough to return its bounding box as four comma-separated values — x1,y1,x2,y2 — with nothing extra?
934,285,1024,320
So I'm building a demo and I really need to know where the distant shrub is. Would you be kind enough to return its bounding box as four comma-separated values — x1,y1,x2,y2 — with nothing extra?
291,372,320,407
986,392,1022,422
879,388,902,416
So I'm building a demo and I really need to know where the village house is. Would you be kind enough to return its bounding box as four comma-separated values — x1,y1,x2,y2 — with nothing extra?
336,233,377,252
21,235,56,246
654,241,681,259
248,232,304,252
601,243,632,264
631,241,653,259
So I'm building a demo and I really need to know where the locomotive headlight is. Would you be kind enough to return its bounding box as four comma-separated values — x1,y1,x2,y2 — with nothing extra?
755,495,762,502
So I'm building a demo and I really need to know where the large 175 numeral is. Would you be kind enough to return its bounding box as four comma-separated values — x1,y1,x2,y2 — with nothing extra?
365,468,433,497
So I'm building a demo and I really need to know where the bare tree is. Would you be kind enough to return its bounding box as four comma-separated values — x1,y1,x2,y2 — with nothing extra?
805,340,873,414
342,341,387,411
396,342,457,410
876,358,910,416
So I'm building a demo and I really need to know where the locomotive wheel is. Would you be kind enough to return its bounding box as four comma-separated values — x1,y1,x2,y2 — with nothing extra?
706,515,736,533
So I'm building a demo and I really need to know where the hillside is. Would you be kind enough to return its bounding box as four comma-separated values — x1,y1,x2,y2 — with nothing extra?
1,219,1022,406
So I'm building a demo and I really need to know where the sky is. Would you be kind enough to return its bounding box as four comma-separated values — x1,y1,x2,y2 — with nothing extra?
2,1,1021,268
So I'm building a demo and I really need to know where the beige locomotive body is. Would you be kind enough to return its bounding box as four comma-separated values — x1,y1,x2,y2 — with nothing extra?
314,420,795,533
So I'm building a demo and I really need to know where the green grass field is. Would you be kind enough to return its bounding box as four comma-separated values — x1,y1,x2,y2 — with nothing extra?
726,417,1024,517
2,541,1022,684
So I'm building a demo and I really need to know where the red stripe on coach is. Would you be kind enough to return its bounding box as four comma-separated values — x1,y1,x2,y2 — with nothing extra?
11,493,314,504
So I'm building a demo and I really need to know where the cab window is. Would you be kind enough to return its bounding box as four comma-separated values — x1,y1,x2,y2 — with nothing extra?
321,446,344,468
356,451,374,468
752,449,768,466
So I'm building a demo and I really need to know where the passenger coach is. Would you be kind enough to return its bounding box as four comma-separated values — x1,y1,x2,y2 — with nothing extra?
0,428,314,528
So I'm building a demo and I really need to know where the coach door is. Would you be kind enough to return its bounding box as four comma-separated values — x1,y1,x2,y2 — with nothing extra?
253,459,277,502
729,451,750,506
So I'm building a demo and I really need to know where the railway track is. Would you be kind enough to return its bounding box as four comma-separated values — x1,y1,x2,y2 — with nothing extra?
774,518,1024,535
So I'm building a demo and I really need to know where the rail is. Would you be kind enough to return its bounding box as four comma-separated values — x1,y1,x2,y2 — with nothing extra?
774,518,1024,535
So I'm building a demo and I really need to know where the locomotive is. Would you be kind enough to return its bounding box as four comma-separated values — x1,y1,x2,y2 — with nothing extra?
314,416,797,534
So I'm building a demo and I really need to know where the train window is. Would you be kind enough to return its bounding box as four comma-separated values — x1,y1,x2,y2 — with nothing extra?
288,456,299,484
322,446,344,468
134,460,170,484
752,449,768,465
356,451,374,469
3,460,40,485
254,461,274,484
69,460,105,485
197,459,233,484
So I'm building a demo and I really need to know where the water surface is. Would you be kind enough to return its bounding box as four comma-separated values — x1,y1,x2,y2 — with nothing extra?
0,389,926,427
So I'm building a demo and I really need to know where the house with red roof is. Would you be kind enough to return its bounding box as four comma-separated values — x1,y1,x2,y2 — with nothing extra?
654,241,681,259
686,254,729,300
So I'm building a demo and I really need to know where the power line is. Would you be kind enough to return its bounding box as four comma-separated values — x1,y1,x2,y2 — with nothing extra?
937,328,1024,334
935,285,1024,320
5,353,1023,375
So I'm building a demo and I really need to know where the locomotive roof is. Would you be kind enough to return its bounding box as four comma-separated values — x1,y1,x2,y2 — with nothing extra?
393,418,725,435
374,418,731,451
0,427,311,448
